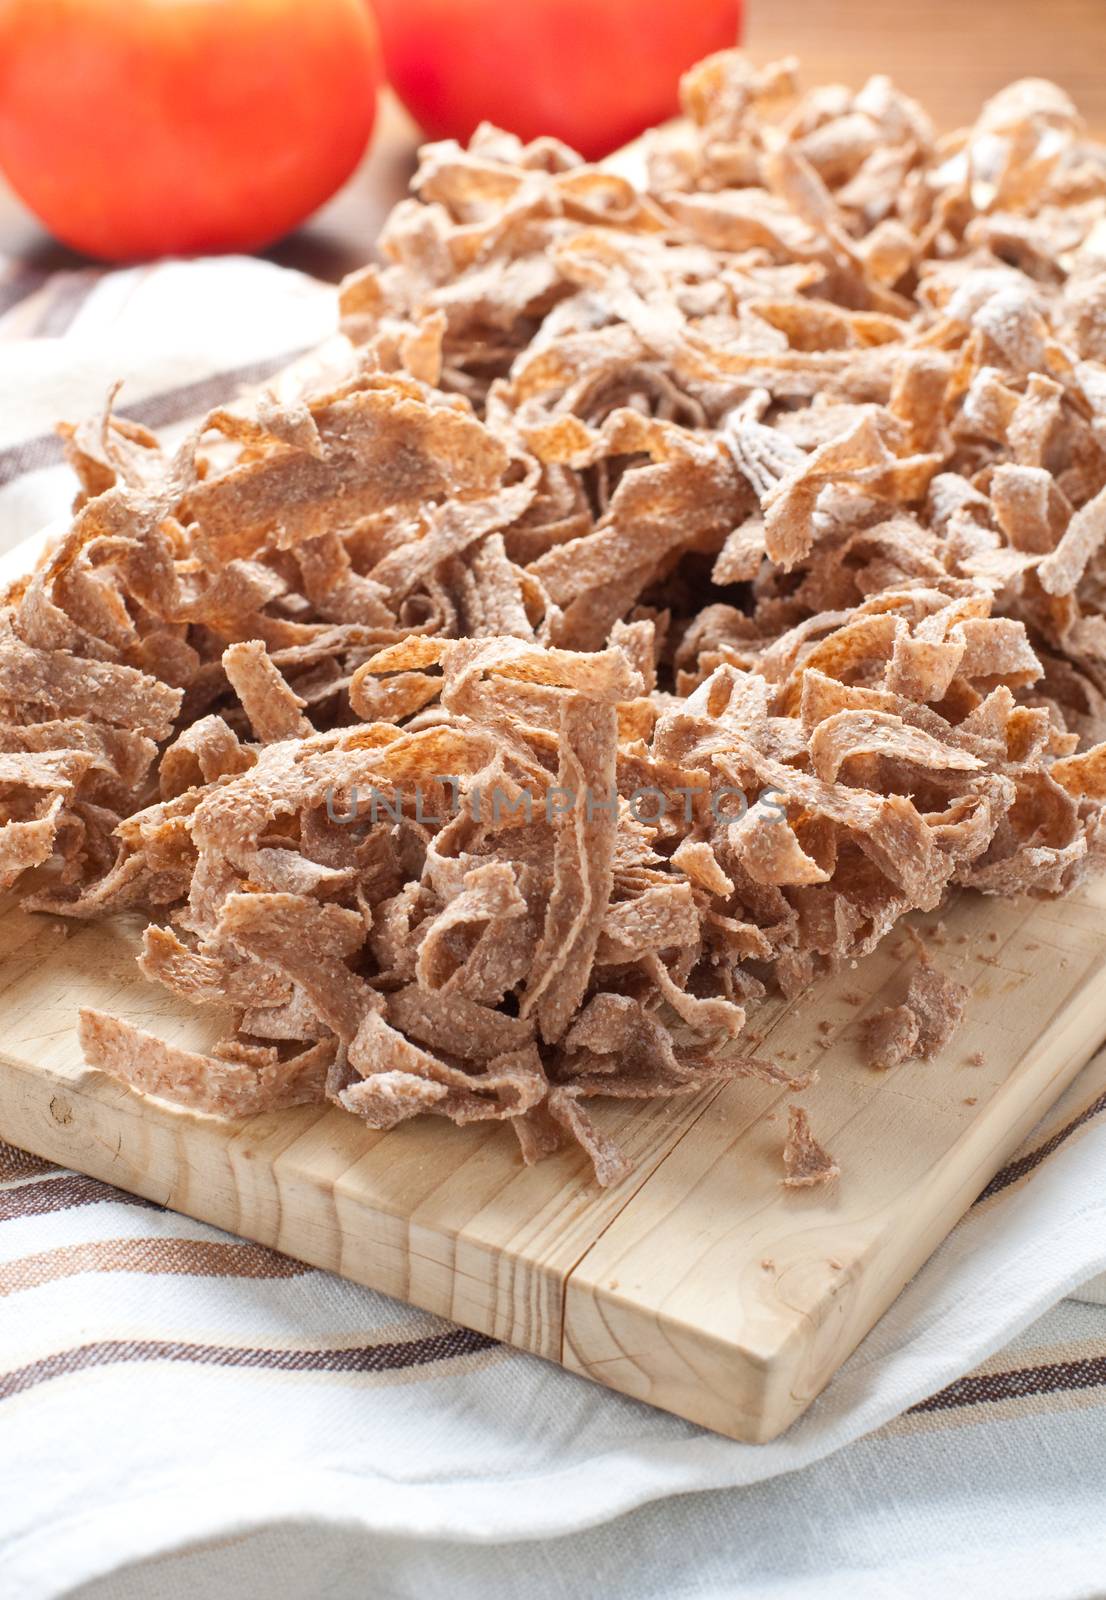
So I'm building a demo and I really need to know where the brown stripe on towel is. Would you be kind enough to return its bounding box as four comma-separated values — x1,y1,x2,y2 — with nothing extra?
0,264,49,321
0,1142,58,1184
910,1352,1106,1414
0,1236,311,1297
976,1089,1106,1205
31,270,104,338
0,1172,161,1224
0,1326,500,1402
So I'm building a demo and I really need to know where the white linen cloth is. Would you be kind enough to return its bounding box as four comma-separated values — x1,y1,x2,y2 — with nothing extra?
1,255,1105,1600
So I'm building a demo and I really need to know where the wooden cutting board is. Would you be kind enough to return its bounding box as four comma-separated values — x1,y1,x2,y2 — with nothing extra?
2,872,1105,1442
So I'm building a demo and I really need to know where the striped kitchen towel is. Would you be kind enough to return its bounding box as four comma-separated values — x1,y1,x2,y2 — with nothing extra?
1,253,1106,1600
0,252,340,561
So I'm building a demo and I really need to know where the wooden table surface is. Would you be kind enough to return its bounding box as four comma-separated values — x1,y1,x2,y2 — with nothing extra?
1,0,1104,285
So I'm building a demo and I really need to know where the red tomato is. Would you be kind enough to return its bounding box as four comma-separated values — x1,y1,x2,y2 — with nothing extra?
0,0,382,261
371,0,742,161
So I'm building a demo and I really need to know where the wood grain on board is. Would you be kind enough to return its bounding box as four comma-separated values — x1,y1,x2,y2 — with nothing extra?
2,874,1105,1441
2,0,1106,1443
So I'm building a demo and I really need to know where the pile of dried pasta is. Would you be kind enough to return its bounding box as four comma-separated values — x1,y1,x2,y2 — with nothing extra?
4,52,1106,1186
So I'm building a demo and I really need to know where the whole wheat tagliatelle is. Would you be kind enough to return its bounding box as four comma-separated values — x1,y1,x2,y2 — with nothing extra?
6,52,1106,1185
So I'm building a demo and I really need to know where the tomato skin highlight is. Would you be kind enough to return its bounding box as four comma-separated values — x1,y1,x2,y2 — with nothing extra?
0,0,382,261
371,0,743,161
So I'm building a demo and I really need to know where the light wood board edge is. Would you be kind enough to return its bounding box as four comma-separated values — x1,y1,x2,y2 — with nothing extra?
2,876,1106,1440
0,907,724,1361
561,882,1106,1440
0,1038,718,1361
